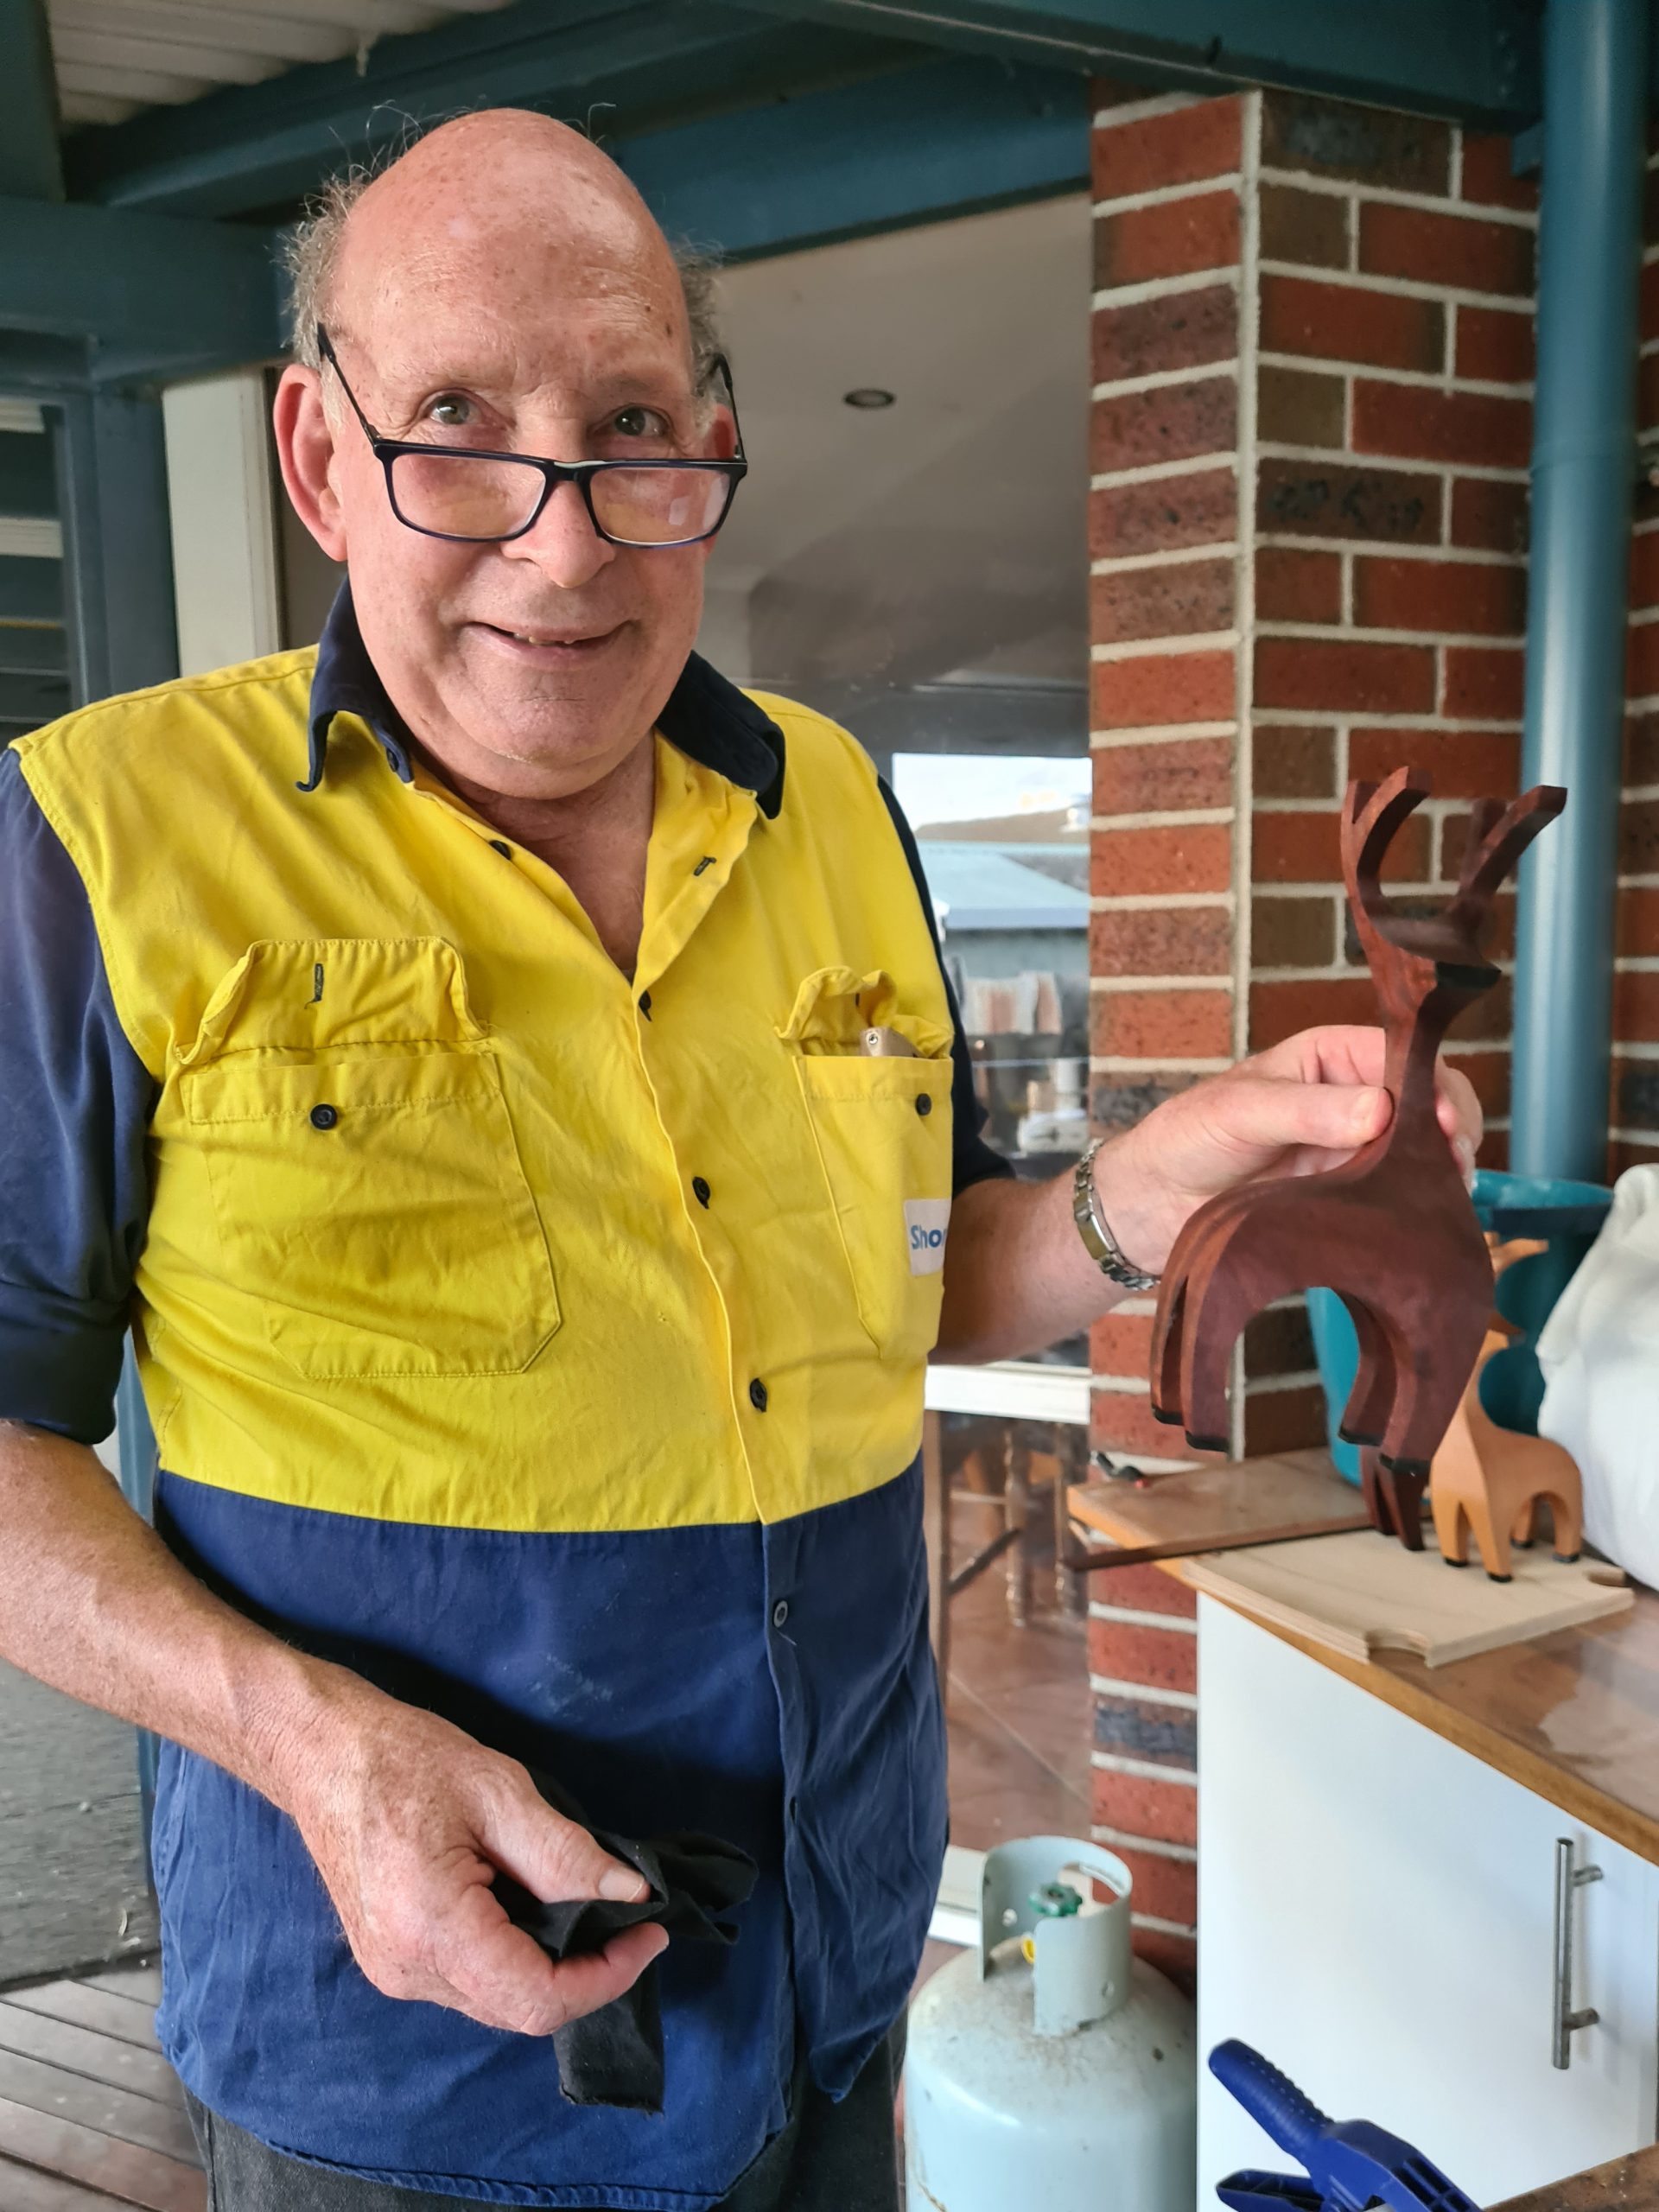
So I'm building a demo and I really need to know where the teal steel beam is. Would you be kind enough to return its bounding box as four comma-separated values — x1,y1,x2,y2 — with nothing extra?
0,0,65,201
63,0,1549,221
64,3,924,219
0,196,282,377
617,54,1086,258
1511,0,1648,1182
732,0,1539,125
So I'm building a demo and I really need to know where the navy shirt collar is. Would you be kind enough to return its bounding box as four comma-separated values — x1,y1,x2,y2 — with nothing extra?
302,578,785,817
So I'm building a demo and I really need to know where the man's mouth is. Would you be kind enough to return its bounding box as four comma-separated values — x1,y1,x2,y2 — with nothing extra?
473,623,623,645
472,620,624,658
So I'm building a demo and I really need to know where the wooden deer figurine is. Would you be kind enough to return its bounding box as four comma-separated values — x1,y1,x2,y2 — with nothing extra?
1429,1236,1584,1581
1149,767,1565,1534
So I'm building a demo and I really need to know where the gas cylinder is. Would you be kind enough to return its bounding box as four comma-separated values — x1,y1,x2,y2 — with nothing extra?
905,1836,1196,2211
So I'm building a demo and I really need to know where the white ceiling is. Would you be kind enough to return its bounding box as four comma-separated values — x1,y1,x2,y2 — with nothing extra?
704,191,1091,696
47,0,514,127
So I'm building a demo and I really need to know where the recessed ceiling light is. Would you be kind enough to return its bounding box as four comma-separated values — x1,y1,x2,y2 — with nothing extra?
843,387,895,410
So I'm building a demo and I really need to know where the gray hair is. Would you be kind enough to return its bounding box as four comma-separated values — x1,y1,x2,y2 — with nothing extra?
281,150,727,405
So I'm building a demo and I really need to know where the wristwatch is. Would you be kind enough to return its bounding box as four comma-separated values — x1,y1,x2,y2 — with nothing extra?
1071,1137,1160,1292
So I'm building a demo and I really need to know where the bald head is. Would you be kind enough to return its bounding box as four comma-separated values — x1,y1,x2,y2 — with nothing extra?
285,111,719,401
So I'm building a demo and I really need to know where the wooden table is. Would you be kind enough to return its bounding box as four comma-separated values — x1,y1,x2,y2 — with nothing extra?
1494,2143,1659,2210
1071,1447,1659,1868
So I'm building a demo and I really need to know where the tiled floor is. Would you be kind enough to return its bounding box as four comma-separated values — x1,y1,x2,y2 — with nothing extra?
940,1490,1093,1853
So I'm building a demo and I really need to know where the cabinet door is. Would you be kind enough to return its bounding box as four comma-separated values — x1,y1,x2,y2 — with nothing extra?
1198,1599,1659,2207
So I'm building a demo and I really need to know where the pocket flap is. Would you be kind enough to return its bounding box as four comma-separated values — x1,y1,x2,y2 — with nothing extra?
778,966,952,1058
178,938,484,1066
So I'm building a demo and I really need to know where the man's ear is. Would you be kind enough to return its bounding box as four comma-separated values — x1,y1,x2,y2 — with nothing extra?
272,365,347,563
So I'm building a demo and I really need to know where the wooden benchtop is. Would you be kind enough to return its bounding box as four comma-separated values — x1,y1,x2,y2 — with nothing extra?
1494,2142,1659,2211
1071,1453,1659,1869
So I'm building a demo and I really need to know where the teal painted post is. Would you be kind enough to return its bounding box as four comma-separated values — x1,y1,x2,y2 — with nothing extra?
0,0,63,202
1510,0,1648,1180
53,385,178,1866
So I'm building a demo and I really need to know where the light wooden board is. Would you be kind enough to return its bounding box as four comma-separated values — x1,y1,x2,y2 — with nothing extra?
1069,1445,1370,1560
1188,1527,1632,1668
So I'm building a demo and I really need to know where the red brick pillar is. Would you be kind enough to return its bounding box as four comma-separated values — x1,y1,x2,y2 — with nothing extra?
1088,85,1539,1992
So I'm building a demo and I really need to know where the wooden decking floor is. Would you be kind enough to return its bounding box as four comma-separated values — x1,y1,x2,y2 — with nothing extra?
0,1961,203,2209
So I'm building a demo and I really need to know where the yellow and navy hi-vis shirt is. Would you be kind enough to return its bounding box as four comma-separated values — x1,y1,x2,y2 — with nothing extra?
0,583,1010,2209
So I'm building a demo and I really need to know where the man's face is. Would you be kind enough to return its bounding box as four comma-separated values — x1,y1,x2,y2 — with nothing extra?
276,137,734,801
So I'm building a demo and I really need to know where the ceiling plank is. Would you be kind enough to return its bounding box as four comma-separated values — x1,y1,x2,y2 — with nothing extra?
739,0,1542,127
0,0,66,200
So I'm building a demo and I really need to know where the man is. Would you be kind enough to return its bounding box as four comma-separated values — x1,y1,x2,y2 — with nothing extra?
0,111,1477,2209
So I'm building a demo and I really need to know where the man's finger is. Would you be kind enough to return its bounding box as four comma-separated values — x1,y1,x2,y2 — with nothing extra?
486,1774,648,1907
1206,1074,1392,1160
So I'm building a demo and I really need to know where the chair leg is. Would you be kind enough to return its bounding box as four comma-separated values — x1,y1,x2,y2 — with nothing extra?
1004,1431,1032,1629
923,1409,950,1700
1057,1429,1088,1618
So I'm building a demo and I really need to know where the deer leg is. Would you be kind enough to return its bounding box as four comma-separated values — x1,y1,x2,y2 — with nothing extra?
1149,1272,1189,1427
1174,1253,1256,1455
1462,1488,1513,1582
1546,1484,1583,1564
1361,1307,1429,1548
1338,1297,1393,1448
1363,1448,1414,1541
1378,1303,1485,1484
1510,1495,1538,1550
1433,1492,1471,1567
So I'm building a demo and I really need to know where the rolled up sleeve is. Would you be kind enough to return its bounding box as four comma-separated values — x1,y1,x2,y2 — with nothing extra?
0,746,155,1443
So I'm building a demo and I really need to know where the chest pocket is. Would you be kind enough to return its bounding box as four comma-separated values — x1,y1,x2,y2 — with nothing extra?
178,938,559,1381
781,968,955,1366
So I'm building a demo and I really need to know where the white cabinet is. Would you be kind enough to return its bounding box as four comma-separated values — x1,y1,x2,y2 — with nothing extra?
1198,1599,1659,2207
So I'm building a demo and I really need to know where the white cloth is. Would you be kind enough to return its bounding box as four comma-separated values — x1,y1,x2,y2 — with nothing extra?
1538,1165,1659,1585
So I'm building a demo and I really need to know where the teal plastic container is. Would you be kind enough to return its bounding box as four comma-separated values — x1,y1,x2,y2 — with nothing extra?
1306,1170,1611,1484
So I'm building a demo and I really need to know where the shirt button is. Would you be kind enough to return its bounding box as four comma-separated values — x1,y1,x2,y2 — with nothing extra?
309,1103,340,1131
489,838,512,858
915,1092,933,1117
748,1377,768,1412
772,1600,790,1630
692,1176,711,1208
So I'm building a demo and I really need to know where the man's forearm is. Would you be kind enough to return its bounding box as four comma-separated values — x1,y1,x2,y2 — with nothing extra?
0,1421,377,1817
935,1137,1163,1364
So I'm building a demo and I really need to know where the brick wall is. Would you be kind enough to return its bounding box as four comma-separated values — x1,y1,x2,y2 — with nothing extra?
1087,82,1539,1992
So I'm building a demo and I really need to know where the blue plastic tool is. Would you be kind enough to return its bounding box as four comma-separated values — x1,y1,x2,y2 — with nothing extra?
1210,2040,1480,2212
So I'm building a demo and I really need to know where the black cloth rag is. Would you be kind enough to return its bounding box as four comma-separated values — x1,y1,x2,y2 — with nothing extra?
493,1767,758,2113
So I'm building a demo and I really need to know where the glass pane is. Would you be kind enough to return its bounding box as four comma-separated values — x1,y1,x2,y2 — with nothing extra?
893,751,1090,1160
390,451,543,538
592,467,729,544
897,752,1091,1370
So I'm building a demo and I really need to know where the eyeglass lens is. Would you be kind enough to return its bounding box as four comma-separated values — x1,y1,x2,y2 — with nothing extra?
388,450,732,545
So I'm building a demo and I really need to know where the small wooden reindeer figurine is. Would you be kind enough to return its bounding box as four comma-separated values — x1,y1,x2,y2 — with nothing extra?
1150,767,1565,1538
1428,1235,1584,1581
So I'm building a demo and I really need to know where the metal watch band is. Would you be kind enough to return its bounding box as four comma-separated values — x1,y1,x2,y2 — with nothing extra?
1071,1137,1160,1292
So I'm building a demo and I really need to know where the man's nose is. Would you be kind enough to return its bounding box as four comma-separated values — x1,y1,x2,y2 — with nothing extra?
504,478,614,588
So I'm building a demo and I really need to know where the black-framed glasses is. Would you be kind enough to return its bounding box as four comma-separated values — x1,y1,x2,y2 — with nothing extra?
316,327,747,549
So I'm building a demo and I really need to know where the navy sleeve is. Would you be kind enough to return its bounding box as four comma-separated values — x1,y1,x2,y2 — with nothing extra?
0,747,156,1443
878,775,1014,1199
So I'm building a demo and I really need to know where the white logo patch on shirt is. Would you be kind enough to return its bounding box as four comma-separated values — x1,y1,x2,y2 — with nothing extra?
904,1199,951,1274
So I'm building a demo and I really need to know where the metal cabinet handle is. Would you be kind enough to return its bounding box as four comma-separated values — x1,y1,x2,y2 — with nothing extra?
1553,1837,1604,2069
